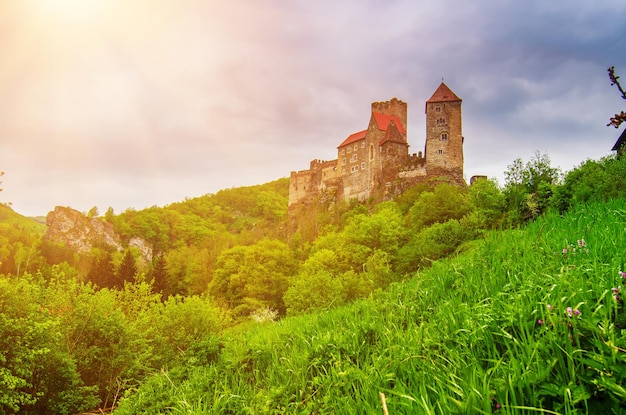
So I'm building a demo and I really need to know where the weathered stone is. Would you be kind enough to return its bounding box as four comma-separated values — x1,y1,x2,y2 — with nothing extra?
44,207,153,263
44,206,122,253
288,82,467,210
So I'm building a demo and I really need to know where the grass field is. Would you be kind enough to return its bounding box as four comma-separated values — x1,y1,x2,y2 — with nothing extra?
115,199,626,414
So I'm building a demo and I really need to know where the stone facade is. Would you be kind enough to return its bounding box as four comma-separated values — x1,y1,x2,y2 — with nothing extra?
289,83,465,208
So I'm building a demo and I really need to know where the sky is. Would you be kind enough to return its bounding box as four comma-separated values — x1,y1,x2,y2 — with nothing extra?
1,0,625,217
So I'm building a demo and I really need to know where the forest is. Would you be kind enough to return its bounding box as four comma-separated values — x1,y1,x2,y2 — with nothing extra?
1,152,626,414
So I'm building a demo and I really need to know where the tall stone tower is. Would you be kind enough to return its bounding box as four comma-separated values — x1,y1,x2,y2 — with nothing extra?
425,82,463,179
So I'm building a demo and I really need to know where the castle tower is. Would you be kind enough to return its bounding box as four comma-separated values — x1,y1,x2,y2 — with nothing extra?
424,82,463,179
371,98,408,140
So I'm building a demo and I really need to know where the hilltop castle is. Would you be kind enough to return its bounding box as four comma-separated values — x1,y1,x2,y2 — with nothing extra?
288,82,466,207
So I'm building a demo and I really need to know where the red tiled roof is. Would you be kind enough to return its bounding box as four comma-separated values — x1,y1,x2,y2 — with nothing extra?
426,82,461,103
372,112,406,134
337,129,367,148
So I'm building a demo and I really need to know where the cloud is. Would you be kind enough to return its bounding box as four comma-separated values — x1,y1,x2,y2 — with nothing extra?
1,0,625,216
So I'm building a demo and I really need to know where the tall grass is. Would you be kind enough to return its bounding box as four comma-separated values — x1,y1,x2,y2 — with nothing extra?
115,199,626,414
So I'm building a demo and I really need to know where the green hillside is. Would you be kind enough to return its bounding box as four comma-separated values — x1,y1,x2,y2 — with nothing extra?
2,153,626,414
0,204,46,275
114,198,626,414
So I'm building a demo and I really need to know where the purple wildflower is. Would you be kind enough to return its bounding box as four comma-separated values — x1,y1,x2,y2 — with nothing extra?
566,307,573,317
620,271,626,279
537,319,544,325
573,309,581,316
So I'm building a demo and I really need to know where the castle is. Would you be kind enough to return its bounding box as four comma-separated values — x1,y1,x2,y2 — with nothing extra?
288,82,466,207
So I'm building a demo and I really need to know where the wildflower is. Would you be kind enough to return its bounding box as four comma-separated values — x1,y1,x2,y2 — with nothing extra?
546,304,552,311
562,248,568,255
566,307,573,317
620,271,626,279
537,319,544,325
573,309,581,316
577,239,586,248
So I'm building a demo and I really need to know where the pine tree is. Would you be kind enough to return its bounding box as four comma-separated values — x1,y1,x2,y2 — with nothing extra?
150,253,169,297
88,249,116,289
116,250,137,287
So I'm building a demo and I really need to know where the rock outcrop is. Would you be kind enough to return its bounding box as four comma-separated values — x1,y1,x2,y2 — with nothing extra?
44,206,152,261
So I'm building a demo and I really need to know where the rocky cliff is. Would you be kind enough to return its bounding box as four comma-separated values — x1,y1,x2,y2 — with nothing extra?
44,206,152,261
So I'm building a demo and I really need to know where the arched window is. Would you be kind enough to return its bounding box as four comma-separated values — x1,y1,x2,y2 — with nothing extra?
369,144,375,161
441,133,448,141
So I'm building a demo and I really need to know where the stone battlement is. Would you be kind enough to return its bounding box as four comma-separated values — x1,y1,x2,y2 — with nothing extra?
289,83,465,208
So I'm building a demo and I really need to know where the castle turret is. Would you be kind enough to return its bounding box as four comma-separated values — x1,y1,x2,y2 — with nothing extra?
371,98,408,140
424,82,463,181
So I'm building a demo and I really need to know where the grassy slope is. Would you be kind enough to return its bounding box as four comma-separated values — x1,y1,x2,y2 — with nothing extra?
115,199,626,414
0,204,46,235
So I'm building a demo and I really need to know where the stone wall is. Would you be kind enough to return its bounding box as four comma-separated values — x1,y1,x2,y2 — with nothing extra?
289,84,466,210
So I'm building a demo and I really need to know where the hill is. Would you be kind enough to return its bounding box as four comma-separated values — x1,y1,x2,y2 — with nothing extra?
0,204,46,275
114,198,626,414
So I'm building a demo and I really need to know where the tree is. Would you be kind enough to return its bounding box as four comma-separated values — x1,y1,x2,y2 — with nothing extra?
87,206,99,218
116,250,137,287
503,151,560,222
87,249,116,289
149,253,169,296
408,183,472,230
467,177,506,228
209,239,297,316
607,66,626,128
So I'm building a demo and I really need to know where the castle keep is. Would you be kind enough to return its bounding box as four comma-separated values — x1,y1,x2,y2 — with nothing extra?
289,82,465,207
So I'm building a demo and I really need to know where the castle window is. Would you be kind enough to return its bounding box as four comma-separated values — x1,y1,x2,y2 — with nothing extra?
361,141,365,148
435,106,441,112
351,165,359,172
436,118,446,125
438,149,443,155
347,147,352,153
341,149,345,155
441,133,448,141
361,162,366,170
350,154,357,163
369,144,374,160
342,158,346,165
353,144,358,152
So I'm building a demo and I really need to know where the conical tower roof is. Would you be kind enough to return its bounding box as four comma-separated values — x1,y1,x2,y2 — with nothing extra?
426,82,461,103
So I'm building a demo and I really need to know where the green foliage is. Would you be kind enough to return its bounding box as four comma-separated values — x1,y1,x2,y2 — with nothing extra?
8,151,626,413
552,155,626,212
0,272,98,414
164,245,212,296
284,270,344,315
210,239,298,317
0,204,46,276
87,248,116,289
116,198,626,414
408,182,472,230
467,177,506,228
504,151,561,223
116,249,138,287
149,253,168,295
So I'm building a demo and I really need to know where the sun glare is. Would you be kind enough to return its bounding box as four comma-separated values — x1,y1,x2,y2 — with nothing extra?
39,0,108,20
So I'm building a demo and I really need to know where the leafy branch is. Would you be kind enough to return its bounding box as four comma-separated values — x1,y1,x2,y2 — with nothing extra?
607,66,626,128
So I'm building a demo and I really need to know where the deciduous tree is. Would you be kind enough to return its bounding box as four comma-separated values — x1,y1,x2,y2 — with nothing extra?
607,66,626,128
